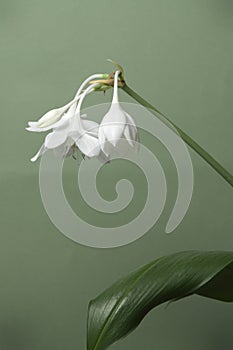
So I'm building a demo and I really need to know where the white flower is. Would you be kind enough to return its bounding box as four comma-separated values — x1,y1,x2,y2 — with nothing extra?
29,83,107,162
98,70,138,156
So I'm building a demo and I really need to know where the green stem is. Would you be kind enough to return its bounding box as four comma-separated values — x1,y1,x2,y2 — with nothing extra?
122,84,233,187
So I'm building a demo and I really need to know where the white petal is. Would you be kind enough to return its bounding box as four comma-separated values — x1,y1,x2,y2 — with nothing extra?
125,113,137,138
26,121,45,133
26,125,44,132
82,119,99,136
98,125,108,155
37,108,63,128
26,112,71,132
100,103,126,146
37,99,76,128
75,133,100,157
44,131,68,149
30,144,47,162
53,105,76,132
123,113,138,147
52,114,71,131
53,139,74,158
99,130,114,157
64,103,77,121
28,122,38,127
123,124,138,148
124,126,134,147
46,104,76,131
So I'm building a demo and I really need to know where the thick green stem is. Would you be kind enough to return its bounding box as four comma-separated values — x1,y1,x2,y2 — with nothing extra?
122,84,233,187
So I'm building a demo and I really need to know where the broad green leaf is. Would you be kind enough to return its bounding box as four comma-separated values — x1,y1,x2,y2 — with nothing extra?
87,251,233,350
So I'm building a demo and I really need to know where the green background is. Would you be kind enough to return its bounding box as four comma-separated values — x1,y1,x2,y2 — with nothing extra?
1,0,233,349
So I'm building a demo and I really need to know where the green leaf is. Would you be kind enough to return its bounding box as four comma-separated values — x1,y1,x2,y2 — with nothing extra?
87,251,233,350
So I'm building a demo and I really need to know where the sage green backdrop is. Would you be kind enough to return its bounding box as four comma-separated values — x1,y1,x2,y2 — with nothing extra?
1,0,233,349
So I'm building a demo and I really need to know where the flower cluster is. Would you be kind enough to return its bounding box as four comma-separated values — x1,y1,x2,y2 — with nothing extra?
27,70,138,162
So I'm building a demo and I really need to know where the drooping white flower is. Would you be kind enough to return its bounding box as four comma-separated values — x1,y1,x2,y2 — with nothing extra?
29,83,106,162
98,70,138,156
29,103,80,162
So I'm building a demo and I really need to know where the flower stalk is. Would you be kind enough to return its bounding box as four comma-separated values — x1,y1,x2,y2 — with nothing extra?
121,84,233,187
